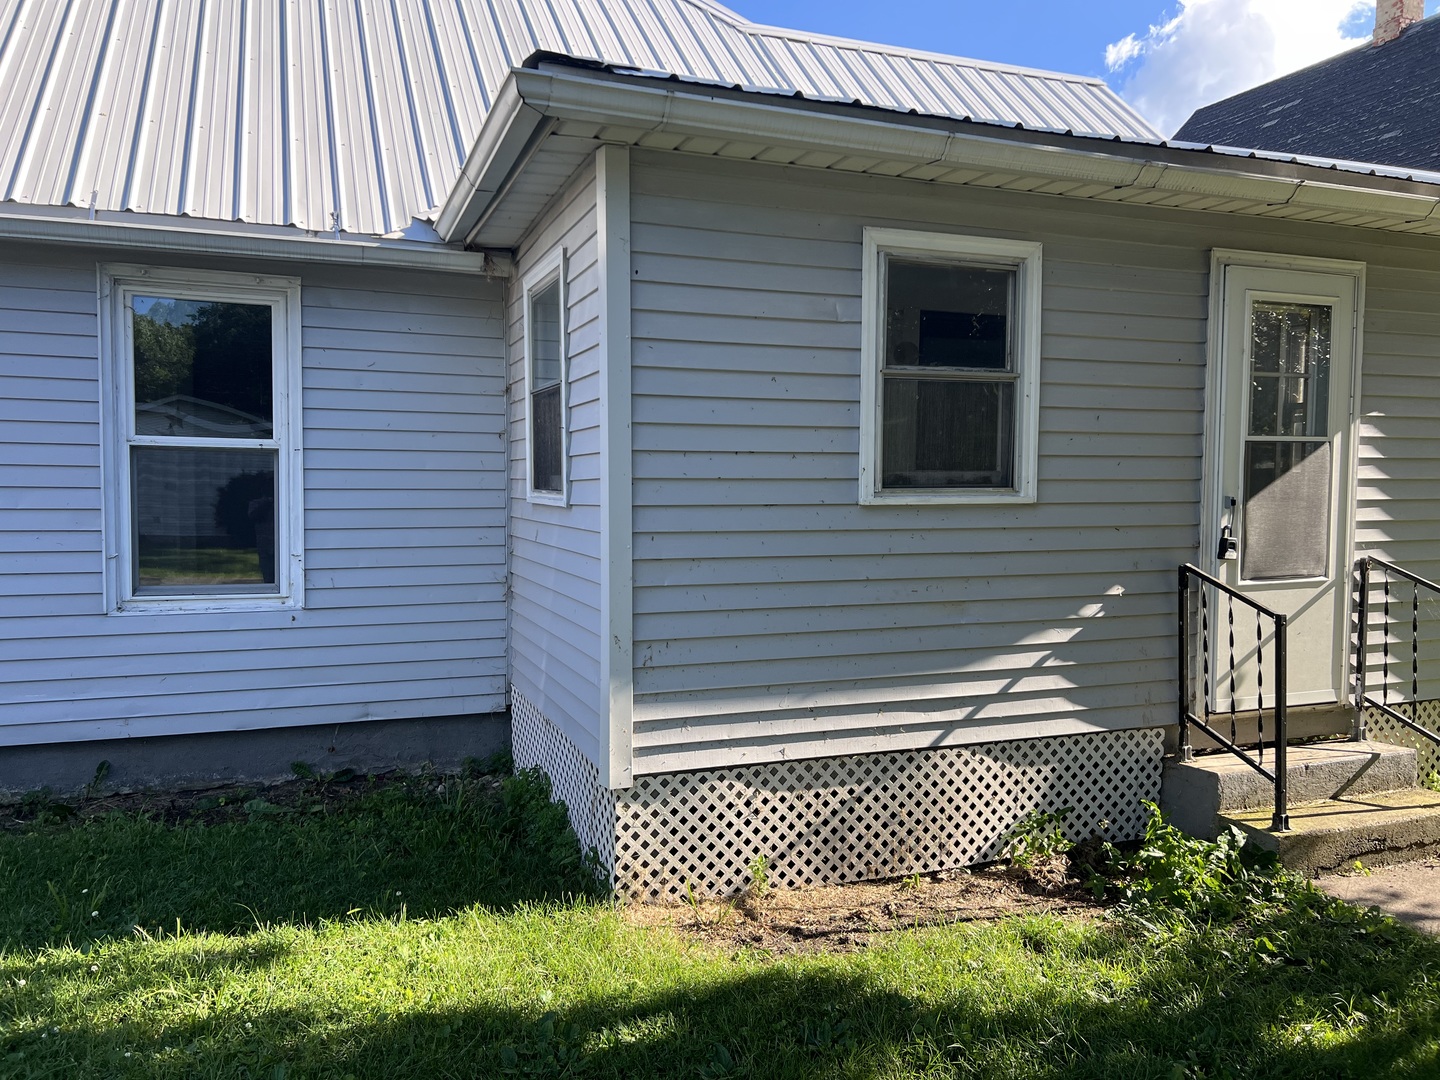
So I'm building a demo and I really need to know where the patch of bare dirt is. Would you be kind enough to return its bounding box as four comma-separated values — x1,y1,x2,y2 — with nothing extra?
0,769,469,830
626,864,1108,955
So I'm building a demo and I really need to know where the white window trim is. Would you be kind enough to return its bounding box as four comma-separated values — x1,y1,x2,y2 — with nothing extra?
98,264,304,614
522,245,570,506
859,228,1042,506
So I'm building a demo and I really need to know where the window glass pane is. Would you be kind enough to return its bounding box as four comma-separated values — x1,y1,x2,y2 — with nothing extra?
1242,440,1331,581
531,383,563,493
530,280,562,389
885,259,1012,371
132,297,273,438
882,378,1014,488
132,446,278,594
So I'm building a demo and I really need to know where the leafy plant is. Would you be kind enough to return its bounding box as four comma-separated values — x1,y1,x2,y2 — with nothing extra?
1107,801,1287,924
746,854,771,900
83,761,111,802
1004,807,1073,871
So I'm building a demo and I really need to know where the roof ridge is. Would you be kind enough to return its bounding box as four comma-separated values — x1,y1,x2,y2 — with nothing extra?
672,0,1110,87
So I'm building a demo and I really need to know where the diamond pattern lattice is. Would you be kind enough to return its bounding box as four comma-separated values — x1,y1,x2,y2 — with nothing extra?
510,694,1164,900
613,729,1165,900
510,690,617,877
1366,700,1440,782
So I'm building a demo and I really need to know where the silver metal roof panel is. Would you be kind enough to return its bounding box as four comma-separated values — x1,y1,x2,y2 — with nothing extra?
0,0,1160,237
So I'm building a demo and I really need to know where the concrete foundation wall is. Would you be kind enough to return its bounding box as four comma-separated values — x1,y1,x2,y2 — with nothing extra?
0,712,509,801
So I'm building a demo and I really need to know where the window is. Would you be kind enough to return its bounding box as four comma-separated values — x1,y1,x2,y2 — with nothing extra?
100,266,302,611
524,248,568,503
860,229,1041,504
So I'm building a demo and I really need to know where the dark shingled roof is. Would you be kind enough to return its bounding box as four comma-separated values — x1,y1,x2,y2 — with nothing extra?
1174,15,1440,171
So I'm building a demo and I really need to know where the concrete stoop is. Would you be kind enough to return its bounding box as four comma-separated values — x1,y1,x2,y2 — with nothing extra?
1161,739,1440,875
1224,790,1440,876
1160,740,1419,840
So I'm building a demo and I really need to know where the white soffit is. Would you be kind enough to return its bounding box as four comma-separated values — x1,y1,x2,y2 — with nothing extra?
0,0,1158,238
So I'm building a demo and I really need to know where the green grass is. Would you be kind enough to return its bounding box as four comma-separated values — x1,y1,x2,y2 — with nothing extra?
3,771,1440,1079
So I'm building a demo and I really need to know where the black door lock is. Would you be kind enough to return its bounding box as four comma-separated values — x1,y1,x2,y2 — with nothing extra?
1217,524,1239,561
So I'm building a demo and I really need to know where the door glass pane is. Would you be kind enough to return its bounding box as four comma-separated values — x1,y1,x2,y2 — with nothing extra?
885,259,1013,371
132,446,278,593
882,378,1014,488
1248,302,1330,437
132,297,273,438
1242,440,1331,581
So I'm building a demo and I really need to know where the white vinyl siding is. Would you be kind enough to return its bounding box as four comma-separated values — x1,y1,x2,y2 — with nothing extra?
1355,264,1440,703
0,243,506,745
625,150,1440,774
506,161,606,768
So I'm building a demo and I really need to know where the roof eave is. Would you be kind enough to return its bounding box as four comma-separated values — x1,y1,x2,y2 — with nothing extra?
450,66,1440,250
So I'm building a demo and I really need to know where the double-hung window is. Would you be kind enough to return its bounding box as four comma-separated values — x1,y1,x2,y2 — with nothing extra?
101,266,303,611
524,248,568,504
860,229,1041,504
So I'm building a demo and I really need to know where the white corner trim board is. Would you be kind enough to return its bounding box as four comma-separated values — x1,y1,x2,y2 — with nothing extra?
596,143,636,790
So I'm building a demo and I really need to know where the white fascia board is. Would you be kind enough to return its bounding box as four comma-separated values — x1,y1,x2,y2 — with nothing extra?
434,76,550,243
0,212,496,273
486,68,1440,232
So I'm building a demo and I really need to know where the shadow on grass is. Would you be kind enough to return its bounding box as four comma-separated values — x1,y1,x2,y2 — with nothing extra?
6,918,1440,1080
0,770,599,952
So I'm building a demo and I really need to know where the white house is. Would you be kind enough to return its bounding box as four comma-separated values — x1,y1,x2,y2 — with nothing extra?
3,0,1438,896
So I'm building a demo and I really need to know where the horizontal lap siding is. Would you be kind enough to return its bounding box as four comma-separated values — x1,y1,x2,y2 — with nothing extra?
1355,269,1440,702
627,151,1440,774
0,244,507,745
507,161,606,768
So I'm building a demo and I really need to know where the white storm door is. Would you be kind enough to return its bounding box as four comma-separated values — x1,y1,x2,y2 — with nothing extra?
1211,262,1359,708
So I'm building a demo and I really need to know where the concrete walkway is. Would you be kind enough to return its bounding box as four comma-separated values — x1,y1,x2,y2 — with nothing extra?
1317,855,1440,935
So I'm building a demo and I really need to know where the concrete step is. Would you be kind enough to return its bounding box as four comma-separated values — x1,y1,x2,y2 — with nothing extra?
1160,739,1418,840
1224,789,1440,877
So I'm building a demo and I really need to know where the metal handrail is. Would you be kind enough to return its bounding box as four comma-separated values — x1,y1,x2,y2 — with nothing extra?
1178,564,1290,831
1355,556,1440,746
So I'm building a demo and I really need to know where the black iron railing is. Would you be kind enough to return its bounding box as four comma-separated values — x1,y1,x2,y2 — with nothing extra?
1178,564,1290,831
1355,556,1440,746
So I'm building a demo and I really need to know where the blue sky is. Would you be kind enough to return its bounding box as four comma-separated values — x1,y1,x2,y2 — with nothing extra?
727,1,1440,135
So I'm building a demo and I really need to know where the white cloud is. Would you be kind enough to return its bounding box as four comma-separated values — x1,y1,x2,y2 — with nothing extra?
1106,0,1375,137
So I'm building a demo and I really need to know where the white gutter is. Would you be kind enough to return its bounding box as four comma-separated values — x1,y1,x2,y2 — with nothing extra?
442,66,1440,243
0,212,506,274
434,76,550,243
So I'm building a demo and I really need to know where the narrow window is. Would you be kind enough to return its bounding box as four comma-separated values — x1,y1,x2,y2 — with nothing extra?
102,267,302,610
860,230,1041,504
524,250,568,503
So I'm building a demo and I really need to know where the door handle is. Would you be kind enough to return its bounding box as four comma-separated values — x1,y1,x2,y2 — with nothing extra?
1217,525,1238,561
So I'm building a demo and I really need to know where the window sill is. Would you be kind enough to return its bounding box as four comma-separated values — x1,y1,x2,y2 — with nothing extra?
526,491,569,508
112,595,301,615
860,488,1037,507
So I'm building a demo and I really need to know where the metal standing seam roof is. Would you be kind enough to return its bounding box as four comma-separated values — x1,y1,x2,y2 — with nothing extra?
0,0,1160,238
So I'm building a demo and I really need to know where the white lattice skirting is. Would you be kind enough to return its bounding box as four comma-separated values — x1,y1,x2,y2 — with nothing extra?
1366,700,1440,782
512,691,1165,900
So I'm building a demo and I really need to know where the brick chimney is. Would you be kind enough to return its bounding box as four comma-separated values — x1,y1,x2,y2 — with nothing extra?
1375,0,1424,44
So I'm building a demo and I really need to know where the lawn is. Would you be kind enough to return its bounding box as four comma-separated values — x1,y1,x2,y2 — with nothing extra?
2,767,1439,1079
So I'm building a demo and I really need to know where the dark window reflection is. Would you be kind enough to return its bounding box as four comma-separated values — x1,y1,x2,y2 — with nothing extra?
886,260,1012,370
132,297,273,438
131,447,278,594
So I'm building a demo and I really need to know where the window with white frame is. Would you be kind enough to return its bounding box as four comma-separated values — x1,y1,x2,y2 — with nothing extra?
860,229,1041,504
101,266,302,610
524,249,568,502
